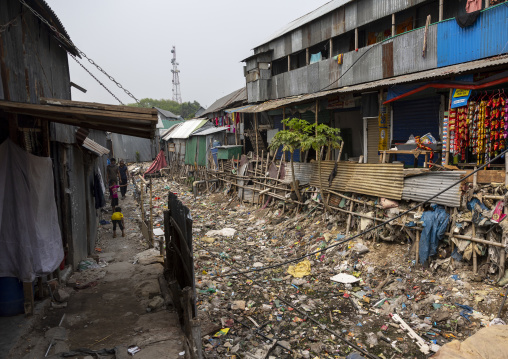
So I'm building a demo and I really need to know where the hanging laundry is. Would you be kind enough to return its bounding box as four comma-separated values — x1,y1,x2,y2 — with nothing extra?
337,54,344,65
466,0,482,13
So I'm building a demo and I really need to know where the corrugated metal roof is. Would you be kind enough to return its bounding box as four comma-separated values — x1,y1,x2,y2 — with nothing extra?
230,54,508,113
202,88,247,116
154,107,181,119
402,171,465,208
166,119,208,139
82,137,110,156
253,0,353,50
192,126,228,136
310,162,405,200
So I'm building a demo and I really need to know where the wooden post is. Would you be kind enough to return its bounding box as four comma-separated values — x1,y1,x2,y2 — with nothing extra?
505,156,508,187
439,0,444,21
315,99,319,160
355,28,359,50
329,38,333,58
287,55,291,71
445,88,453,165
306,48,310,65
150,177,154,247
254,112,259,159
473,224,478,275
140,181,145,222
416,230,420,264
345,201,354,236
391,14,396,37
234,113,239,145
485,0,490,8
242,113,245,154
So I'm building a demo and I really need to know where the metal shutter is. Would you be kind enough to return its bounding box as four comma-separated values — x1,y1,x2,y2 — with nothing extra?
392,97,441,167
366,118,379,164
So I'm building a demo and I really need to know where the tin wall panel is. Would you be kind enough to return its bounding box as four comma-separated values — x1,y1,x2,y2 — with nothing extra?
402,172,465,207
272,73,286,99
291,28,303,53
357,0,373,28
437,5,508,67
331,7,346,37
321,14,332,42
310,20,323,47
393,24,437,76
352,44,383,86
344,2,358,32
301,25,310,49
307,62,321,94
283,163,315,185
288,67,308,96
272,37,286,60
328,57,341,90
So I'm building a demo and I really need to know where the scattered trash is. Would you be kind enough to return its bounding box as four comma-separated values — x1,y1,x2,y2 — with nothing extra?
287,260,311,278
128,345,140,355
330,273,360,284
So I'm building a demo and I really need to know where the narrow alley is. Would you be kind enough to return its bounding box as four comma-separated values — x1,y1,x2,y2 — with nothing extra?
6,185,186,359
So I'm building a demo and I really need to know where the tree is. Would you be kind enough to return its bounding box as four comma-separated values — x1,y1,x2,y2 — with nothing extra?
302,123,342,211
128,98,202,120
268,118,310,203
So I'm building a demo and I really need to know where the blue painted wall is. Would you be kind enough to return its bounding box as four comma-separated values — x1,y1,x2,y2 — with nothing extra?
438,5,508,67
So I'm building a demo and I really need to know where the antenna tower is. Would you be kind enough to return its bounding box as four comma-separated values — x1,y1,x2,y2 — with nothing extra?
171,46,182,104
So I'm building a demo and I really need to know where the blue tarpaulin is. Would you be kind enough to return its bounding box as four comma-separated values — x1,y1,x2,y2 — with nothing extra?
419,204,450,264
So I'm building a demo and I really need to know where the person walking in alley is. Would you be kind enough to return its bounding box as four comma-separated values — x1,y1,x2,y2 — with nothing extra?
111,206,125,238
106,158,119,195
118,160,129,199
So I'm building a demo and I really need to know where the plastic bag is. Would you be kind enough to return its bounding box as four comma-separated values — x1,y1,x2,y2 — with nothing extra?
420,132,437,144
406,134,416,144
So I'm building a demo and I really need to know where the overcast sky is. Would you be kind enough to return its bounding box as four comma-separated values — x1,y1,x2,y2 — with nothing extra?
46,0,329,108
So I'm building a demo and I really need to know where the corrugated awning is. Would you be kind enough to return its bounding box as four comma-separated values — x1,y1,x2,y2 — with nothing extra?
0,98,158,139
82,137,110,156
228,54,508,113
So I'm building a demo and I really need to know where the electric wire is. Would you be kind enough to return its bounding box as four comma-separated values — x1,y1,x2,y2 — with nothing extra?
224,148,508,277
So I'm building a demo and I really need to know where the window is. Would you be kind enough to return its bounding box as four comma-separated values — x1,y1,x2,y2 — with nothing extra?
271,57,288,76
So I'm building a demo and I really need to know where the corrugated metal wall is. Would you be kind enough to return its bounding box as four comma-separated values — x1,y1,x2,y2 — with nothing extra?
437,4,508,67
111,134,154,163
310,161,405,199
402,171,465,207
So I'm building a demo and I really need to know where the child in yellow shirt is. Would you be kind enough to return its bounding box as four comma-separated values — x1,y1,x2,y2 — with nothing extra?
111,207,125,238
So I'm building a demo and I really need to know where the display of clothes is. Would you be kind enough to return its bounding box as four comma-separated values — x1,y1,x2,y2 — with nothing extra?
448,91,508,165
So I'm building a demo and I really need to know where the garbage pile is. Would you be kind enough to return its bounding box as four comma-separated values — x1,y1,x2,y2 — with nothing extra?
138,171,508,359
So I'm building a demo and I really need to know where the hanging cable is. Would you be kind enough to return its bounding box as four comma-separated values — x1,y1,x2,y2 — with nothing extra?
224,148,508,277
18,0,140,104
69,55,124,105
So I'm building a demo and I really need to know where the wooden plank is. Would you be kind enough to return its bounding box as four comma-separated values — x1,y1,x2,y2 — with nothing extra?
464,170,505,184
40,97,157,115
382,42,394,78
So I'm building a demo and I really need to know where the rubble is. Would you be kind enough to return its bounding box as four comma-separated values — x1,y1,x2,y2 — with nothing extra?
140,167,508,358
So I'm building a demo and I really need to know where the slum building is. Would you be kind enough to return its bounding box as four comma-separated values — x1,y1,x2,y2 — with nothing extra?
0,0,157,315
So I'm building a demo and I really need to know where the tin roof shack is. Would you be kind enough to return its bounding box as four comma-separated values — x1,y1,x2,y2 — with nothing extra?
238,1,508,167
162,119,209,172
186,126,228,168
0,0,158,315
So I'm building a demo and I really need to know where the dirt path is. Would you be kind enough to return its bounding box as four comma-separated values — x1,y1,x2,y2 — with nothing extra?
8,184,185,359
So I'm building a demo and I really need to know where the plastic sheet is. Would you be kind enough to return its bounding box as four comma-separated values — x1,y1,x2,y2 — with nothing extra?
0,140,64,281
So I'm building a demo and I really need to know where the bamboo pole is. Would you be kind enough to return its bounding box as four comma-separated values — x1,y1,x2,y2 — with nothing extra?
473,224,477,275
150,177,154,247
445,88,453,165
254,112,259,159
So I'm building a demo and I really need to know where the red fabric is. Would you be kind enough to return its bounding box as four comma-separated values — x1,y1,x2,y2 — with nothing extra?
144,150,167,176
466,0,482,13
